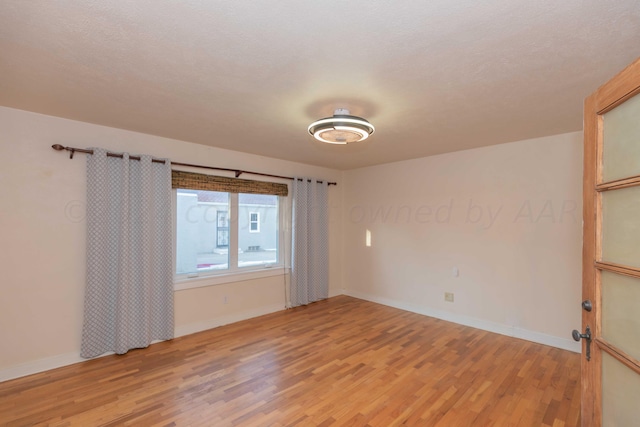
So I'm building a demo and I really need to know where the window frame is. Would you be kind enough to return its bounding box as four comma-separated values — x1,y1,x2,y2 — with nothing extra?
173,189,285,289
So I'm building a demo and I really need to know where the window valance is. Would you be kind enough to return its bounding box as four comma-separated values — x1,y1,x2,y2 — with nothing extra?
171,170,288,197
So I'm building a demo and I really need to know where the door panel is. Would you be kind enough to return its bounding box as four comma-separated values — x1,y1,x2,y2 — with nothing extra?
601,185,640,269
582,57,640,427
601,351,640,426
602,93,640,182
601,271,640,361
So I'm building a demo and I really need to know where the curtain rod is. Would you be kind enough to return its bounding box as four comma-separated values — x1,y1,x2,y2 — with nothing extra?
51,144,337,186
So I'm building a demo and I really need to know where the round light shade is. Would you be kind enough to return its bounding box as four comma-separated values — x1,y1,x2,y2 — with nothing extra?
308,110,375,144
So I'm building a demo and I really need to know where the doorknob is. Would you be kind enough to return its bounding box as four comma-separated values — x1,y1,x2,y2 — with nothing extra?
572,327,591,341
572,325,592,361
581,300,592,312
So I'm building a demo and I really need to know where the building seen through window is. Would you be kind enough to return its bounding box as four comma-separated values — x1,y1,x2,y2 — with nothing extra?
176,190,279,276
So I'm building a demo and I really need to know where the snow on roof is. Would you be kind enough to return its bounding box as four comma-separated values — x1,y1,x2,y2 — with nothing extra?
178,189,277,206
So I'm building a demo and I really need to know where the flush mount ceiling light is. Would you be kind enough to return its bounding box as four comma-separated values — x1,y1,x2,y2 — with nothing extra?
308,109,375,144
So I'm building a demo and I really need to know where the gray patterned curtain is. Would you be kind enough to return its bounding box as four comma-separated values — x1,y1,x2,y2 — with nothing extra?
81,148,174,358
290,178,329,307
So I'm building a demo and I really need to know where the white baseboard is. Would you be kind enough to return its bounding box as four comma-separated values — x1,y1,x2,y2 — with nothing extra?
0,352,89,383
6,288,553,384
328,288,344,298
1,303,288,383
174,303,285,337
344,289,581,353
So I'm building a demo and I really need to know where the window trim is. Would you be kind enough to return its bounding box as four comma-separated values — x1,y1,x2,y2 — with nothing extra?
174,266,290,291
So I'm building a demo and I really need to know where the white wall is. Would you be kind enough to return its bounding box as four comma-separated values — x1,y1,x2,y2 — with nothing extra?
342,132,583,352
0,106,343,380
0,105,584,381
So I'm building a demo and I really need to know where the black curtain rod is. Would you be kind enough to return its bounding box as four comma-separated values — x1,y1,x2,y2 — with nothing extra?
51,144,337,186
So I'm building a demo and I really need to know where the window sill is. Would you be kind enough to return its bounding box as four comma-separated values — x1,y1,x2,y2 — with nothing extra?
174,266,289,291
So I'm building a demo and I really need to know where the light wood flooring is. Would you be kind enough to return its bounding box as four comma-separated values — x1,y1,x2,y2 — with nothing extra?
0,296,581,426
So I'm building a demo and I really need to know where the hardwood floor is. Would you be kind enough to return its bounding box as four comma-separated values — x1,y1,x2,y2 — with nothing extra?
0,296,580,426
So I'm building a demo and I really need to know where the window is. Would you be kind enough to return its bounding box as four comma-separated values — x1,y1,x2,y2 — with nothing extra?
216,211,229,247
175,190,230,274
249,212,260,233
175,189,281,279
238,194,277,267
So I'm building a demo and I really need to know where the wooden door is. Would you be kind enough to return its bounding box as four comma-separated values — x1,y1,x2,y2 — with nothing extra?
582,57,640,426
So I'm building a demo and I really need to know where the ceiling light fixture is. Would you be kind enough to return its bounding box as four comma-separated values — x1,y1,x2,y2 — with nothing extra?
308,109,375,144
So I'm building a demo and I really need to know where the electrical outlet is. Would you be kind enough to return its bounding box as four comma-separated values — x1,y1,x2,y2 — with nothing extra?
444,292,454,302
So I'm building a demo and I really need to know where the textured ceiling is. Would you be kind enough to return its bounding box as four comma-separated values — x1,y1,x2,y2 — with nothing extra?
1,1,639,170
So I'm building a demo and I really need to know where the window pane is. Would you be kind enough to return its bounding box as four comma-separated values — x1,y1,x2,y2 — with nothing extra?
602,92,640,182
238,194,278,268
176,189,229,274
601,271,640,362
602,351,640,427
601,185,640,269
